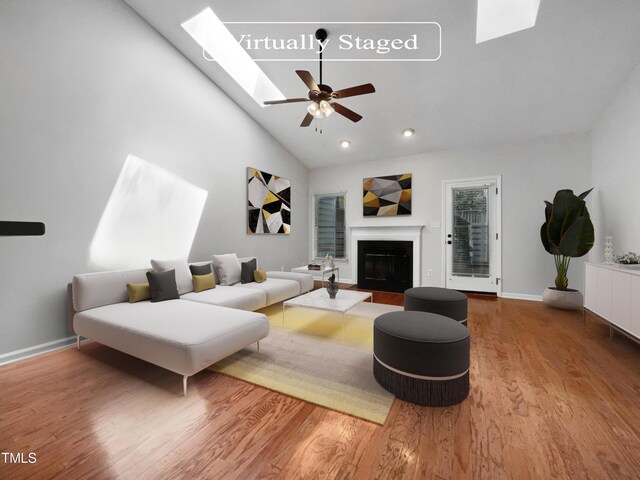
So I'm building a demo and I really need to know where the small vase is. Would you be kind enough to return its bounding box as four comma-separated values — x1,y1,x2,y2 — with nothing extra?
604,236,614,264
326,283,338,299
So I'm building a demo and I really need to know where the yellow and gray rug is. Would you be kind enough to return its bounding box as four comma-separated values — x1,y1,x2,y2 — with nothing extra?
209,302,401,424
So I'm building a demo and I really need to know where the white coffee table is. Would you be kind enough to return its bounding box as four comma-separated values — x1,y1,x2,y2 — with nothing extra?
282,288,372,328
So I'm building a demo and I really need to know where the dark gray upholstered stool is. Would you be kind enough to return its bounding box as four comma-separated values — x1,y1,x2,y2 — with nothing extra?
404,287,468,326
373,311,470,406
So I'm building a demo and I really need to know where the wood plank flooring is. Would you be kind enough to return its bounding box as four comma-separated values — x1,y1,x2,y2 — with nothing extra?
1,294,640,479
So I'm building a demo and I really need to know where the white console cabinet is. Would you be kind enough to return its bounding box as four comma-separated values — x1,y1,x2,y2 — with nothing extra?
584,263,640,341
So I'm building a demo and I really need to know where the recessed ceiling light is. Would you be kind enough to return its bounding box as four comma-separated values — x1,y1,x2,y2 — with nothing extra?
402,128,415,137
181,8,285,107
340,140,351,148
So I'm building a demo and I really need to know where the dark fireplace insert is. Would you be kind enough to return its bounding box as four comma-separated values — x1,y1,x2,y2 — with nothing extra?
357,240,413,293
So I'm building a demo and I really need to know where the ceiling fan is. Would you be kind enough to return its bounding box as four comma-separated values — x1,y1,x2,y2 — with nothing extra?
263,28,375,128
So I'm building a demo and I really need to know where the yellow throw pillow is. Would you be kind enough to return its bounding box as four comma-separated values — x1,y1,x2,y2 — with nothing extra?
193,272,216,292
126,283,151,303
253,268,267,283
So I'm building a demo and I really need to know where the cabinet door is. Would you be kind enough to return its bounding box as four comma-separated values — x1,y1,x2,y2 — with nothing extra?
611,271,631,331
630,276,640,338
584,264,598,311
596,267,613,319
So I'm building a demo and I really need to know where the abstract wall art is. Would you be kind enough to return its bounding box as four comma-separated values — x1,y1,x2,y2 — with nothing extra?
363,173,412,216
247,167,291,234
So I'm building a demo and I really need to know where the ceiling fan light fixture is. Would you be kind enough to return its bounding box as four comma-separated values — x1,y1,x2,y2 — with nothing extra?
340,140,351,148
403,128,416,137
319,100,334,117
307,103,318,115
262,28,375,128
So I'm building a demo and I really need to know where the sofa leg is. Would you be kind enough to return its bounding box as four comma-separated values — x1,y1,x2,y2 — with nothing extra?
183,376,188,396
76,335,81,350
257,340,260,352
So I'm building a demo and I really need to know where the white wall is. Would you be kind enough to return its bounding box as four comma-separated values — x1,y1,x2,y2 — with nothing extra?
309,132,592,297
0,0,308,356
591,61,640,261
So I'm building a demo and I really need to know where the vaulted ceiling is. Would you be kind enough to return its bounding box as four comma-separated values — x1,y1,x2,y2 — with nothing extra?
125,0,640,168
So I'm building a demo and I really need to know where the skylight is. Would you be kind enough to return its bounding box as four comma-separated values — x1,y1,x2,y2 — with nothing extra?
181,8,285,107
476,0,541,44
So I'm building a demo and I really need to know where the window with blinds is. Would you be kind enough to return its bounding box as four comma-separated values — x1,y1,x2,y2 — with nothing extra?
314,194,346,259
451,186,490,277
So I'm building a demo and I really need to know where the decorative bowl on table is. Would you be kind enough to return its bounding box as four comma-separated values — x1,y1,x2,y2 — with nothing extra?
615,252,640,269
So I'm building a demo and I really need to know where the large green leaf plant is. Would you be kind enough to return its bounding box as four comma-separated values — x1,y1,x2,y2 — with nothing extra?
540,189,595,290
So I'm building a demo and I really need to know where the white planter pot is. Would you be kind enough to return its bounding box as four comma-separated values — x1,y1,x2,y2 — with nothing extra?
542,288,583,310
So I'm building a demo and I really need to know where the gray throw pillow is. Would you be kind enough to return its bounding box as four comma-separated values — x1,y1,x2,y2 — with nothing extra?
211,263,221,285
146,269,180,302
150,258,192,295
211,253,242,285
189,263,212,276
241,259,257,284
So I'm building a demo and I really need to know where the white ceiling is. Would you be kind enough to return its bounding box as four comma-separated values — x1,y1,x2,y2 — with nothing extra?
125,0,640,169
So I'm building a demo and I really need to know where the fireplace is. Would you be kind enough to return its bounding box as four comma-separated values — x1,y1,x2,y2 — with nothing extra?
350,225,423,290
357,240,413,293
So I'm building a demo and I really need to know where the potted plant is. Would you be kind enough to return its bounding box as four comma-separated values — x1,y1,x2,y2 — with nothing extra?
326,273,339,299
540,188,594,310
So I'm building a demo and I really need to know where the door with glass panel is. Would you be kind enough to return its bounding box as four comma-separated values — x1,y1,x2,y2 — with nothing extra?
444,177,501,293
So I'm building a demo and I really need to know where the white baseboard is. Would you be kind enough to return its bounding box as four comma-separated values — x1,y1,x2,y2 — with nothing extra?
500,292,543,302
0,335,79,367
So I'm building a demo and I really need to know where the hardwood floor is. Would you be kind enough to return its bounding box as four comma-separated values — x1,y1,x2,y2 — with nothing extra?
2,296,640,479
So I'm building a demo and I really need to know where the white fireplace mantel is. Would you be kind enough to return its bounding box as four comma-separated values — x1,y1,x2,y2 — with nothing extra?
349,225,424,287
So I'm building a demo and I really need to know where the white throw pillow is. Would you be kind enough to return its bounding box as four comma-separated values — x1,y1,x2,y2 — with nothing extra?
212,253,242,285
150,258,193,295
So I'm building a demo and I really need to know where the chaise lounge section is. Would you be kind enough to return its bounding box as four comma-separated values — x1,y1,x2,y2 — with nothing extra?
71,256,312,395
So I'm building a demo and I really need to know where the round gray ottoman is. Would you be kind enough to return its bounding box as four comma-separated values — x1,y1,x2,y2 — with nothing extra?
404,287,468,325
373,311,470,406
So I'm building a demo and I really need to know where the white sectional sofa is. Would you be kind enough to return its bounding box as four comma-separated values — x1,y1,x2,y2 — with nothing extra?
182,260,313,310
71,258,313,395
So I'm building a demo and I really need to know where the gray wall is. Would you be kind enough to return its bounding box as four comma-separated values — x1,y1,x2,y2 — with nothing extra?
0,0,308,356
309,132,592,297
591,61,640,261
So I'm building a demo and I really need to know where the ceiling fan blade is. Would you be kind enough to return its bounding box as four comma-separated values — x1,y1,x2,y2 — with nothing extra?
300,112,314,127
263,98,310,105
332,83,376,99
296,70,320,93
332,102,363,123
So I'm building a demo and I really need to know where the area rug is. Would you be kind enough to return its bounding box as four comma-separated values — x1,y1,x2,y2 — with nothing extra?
208,302,402,424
